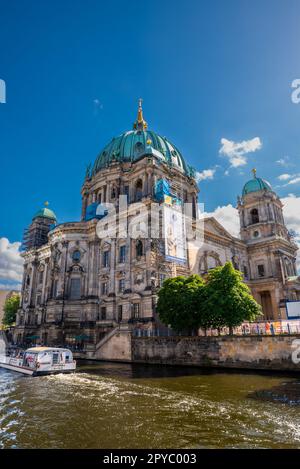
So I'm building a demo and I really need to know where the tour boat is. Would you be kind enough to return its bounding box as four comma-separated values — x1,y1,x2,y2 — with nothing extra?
0,347,76,376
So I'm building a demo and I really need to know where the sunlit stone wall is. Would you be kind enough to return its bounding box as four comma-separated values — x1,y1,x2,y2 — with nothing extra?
132,335,300,371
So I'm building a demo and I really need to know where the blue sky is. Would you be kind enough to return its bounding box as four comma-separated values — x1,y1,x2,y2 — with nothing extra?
1,0,300,288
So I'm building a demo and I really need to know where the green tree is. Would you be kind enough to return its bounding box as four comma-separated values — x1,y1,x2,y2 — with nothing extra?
2,293,20,327
204,262,262,333
157,274,205,333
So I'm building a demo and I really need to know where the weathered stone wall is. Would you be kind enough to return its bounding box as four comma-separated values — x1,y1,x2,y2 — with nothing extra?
132,335,300,371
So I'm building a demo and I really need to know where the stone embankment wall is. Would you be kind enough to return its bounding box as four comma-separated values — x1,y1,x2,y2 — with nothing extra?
131,335,300,371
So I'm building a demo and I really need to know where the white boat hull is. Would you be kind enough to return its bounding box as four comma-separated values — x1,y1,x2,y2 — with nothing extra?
0,347,76,376
0,361,34,375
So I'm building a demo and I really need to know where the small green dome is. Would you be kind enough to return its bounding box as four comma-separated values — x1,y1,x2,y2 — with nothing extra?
33,206,57,221
92,100,194,178
242,171,272,196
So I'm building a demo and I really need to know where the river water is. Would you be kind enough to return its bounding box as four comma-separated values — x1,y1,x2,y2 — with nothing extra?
1,361,300,449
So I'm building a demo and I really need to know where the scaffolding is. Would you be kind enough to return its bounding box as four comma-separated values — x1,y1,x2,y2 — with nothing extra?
22,218,55,251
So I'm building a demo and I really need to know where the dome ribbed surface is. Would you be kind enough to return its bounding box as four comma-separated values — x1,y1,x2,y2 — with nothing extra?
92,129,192,176
33,207,57,221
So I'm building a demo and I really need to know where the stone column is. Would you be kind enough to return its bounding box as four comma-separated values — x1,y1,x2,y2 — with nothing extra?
109,240,116,295
29,260,38,308
41,260,49,304
87,241,99,297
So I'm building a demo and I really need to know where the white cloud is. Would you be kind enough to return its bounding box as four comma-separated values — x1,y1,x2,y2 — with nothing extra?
281,194,300,270
277,172,300,187
219,137,262,168
205,195,300,271
287,176,300,185
0,238,23,288
278,173,292,181
203,204,240,237
0,283,21,291
195,168,216,182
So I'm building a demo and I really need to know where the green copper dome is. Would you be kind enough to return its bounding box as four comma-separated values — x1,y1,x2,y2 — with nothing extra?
33,205,57,221
92,100,195,178
242,170,272,196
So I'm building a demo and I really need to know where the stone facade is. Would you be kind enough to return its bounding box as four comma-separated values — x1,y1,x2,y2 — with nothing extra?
13,103,300,350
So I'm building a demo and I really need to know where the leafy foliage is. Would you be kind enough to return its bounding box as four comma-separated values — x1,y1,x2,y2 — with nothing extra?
203,262,262,331
2,293,20,326
157,262,262,333
157,274,205,333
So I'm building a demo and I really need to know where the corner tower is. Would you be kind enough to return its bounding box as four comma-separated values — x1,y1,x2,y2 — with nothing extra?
238,169,288,243
22,202,57,251
237,169,298,319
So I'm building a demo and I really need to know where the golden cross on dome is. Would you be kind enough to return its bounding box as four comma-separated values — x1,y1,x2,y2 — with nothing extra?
252,168,257,178
133,98,148,130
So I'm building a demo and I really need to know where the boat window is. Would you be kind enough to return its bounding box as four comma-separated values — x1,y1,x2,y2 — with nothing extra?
52,353,59,364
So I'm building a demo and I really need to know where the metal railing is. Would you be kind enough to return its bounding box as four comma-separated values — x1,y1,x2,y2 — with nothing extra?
133,320,300,338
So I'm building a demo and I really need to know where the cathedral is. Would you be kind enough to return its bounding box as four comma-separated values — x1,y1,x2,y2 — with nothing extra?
14,101,300,350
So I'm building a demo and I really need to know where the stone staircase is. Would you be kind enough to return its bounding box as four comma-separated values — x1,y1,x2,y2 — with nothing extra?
84,324,132,361
94,326,120,351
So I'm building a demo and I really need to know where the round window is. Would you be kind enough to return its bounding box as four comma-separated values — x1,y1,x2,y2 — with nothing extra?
253,231,259,238
72,250,81,262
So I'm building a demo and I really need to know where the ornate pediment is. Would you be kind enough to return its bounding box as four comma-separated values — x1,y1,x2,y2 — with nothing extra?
203,217,235,240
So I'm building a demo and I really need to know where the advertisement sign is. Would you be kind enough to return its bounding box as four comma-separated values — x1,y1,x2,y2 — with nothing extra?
286,301,300,319
163,205,187,264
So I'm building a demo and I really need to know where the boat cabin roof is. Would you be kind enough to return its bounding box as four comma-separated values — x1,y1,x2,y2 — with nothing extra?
26,347,72,353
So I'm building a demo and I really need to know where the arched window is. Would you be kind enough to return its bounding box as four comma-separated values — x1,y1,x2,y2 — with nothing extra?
135,179,143,201
119,245,126,263
132,303,140,319
102,250,109,268
111,186,116,199
192,196,197,219
199,252,221,274
100,307,106,320
250,208,259,224
208,254,221,270
136,240,143,257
